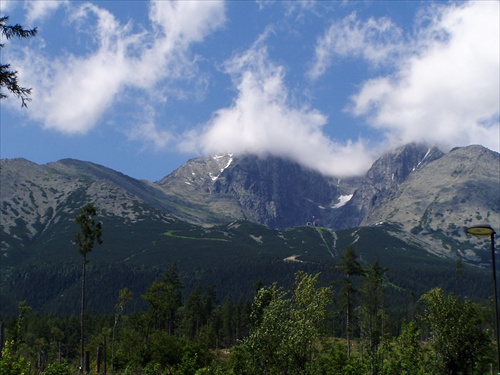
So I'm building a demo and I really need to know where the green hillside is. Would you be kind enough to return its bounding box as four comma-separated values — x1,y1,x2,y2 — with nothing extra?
0,213,490,316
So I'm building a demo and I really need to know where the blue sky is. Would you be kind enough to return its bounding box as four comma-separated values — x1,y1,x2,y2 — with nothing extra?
1,1,498,181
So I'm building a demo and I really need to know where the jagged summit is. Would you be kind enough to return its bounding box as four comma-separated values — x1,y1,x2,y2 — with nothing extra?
328,143,444,230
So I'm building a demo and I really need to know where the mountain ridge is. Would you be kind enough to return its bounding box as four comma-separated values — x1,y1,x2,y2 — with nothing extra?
1,143,498,264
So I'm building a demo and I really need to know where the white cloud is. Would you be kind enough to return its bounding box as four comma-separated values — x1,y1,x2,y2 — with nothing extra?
182,38,374,177
6,0,496,180
8,1,226,134
16,3,133,133
349,1,500,151
309,12,404,79
24,0,67,24
130,1,226,88
149,1,225,46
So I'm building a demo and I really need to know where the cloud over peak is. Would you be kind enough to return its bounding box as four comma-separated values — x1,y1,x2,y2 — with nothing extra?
348,1,499,152
183,39,373,177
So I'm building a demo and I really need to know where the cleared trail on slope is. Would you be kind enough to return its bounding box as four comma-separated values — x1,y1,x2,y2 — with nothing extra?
315,227,336,258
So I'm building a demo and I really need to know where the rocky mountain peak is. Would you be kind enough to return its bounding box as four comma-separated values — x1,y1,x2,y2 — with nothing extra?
328,143,444,230
156,153,359,228
365,143,443,188
361,144,499,260
157,153,234,192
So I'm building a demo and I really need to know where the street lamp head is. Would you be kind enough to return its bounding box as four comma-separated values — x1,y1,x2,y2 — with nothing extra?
466,224,496,238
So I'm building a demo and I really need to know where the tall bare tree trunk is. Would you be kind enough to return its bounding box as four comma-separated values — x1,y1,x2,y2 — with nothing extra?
346,292,351,357
80,254,86,371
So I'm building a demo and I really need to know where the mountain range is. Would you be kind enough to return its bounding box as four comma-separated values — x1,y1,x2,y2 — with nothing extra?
0,143,498,315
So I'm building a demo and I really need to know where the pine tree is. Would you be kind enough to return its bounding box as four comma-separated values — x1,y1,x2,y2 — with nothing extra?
0,16,37,107
337,245,364,357
74,204,102,372
180,285,203,340
359,260,388,374
143,262,183,335
111,288,133,372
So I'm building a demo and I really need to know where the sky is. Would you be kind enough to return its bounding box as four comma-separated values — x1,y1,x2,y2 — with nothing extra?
1,0,498,182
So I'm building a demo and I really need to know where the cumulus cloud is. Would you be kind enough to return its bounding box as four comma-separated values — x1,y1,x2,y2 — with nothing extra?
181,37,374,177
15,3,135,133
348,1,500,151
9,0,225,134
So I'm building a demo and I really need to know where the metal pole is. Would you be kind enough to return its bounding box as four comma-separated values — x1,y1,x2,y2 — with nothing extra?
491,232,500,374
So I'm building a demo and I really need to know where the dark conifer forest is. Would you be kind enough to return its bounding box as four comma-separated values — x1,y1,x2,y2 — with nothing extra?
1,247,496,374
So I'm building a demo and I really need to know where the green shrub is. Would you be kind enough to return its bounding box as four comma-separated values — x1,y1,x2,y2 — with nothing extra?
0,340,31,375
42,362,72,375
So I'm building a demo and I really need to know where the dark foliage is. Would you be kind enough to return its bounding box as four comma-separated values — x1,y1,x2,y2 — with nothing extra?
0,16,37,106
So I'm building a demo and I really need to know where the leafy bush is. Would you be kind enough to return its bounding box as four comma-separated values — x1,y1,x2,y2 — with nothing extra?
42,362,72,375
0,340,30,375
143,361,161,375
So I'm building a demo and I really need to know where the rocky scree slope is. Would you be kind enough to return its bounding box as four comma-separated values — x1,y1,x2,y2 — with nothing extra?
0,158,174,254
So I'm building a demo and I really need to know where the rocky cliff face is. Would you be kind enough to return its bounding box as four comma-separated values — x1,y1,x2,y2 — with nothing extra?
153,143,499,259
210,155,346,228
157,154,361,228
329,144,444,230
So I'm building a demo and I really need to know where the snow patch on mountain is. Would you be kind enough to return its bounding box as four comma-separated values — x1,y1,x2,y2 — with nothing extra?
332,194,353,209
413,148,432,171
210,153,233,181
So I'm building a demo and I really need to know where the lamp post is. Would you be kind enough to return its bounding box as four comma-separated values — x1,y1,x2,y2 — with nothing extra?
466,224,498,372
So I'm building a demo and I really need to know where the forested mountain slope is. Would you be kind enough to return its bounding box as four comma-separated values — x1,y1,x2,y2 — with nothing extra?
0,143,498,315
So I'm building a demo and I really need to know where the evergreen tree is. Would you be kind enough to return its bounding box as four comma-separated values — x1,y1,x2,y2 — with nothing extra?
180,285,204,340
11,301,31,354
74,204,102,371
234,300,251,343
358,260,388,374
0,16,37,106
202,285,217,326
112,288,133,372
143,262,183,335
221,296,235,348
337,245,364,357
